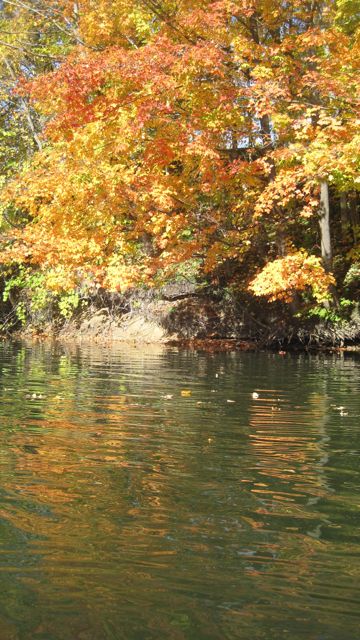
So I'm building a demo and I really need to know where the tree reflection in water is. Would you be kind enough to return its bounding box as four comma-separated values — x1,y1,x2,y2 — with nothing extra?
0,343,358,639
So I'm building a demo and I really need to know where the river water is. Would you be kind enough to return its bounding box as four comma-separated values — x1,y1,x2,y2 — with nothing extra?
0,341,359,640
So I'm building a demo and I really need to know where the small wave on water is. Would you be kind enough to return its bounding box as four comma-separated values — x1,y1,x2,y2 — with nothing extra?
0,342,358,639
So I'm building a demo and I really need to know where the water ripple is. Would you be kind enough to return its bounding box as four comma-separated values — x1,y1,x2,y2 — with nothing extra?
0,343,358,639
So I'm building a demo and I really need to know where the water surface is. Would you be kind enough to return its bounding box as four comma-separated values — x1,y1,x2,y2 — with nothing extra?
0,341,359,639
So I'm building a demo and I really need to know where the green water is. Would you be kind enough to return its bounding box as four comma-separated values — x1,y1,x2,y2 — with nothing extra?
0,341,359,640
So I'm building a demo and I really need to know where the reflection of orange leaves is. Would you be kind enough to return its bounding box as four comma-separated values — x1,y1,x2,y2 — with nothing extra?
18,484,74,504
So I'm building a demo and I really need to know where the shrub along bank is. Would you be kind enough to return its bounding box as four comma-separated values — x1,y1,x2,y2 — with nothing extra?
1,278,359,351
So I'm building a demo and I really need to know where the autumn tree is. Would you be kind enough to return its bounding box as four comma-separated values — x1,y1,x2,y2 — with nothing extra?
0,0,358,312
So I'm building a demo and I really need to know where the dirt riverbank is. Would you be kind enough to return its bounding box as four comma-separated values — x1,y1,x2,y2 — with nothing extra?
11,284,360,353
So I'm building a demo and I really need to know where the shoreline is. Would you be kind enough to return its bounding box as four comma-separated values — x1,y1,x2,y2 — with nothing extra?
7,328,360,355
2,286,360,353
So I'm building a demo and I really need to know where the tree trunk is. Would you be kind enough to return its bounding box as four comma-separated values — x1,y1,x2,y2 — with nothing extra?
348,192,359,243
319,181,332,272
4,58,42,152
319,181,339,308
340,192,349,240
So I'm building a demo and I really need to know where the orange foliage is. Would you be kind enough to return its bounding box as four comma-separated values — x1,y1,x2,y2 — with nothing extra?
0,0,358,300
249,251,336,303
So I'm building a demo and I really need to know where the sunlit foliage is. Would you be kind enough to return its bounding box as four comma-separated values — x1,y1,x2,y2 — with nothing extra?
0,0,359,307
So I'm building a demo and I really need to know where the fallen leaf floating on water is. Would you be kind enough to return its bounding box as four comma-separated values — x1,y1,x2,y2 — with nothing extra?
227,399,236,403
181,390,192,397
330,405,349,416
161,394,173,400
26,393,46,400
252,392,259,399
